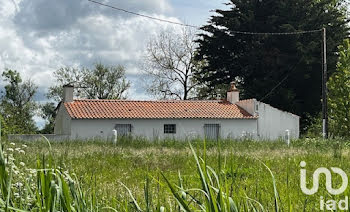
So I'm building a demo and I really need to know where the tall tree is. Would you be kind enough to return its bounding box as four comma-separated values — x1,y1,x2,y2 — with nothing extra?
195,0,349,128
143,28,201,100
328,39,350,137
0,69,38,134
39,102,56,134
47,63,130,101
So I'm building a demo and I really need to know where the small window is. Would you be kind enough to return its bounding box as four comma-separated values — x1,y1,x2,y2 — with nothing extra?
164,124,176,134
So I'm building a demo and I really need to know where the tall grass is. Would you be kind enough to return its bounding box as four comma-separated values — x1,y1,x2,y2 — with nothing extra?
0,138,285,211
0,141,105,211
121,142,281,211
2,137,348,211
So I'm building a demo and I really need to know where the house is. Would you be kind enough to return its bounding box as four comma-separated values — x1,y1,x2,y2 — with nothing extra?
53,83,299,141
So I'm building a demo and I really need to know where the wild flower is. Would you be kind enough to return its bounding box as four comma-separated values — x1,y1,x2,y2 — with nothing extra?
14,182,23,188
22,144,27,148
7,148,14,152
28,169,36,174
19,162,25,167
10,142,16,146
9,155,15,161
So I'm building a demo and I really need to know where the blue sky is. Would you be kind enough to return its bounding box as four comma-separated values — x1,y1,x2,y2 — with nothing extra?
170,0,227,24
0,0,228,128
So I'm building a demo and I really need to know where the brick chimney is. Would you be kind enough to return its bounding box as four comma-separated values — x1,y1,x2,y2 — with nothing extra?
63,84,74,103
226,82,239,104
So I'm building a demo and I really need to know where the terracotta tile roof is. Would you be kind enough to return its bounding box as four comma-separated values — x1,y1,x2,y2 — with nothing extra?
64,99,257,119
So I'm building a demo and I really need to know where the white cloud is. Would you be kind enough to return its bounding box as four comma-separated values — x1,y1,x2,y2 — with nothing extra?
0,0,183,100
0,23,63,88
13,0,172,33
0,4,61,88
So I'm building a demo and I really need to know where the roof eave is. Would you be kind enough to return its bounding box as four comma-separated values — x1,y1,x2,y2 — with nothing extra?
70,117,258,120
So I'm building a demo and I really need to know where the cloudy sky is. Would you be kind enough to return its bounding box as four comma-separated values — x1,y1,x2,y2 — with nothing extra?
0,0,227,127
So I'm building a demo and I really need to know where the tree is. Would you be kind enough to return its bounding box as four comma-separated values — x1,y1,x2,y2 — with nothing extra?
195,0,349,129
328,39,350,137
0,69,38,134
143,28,201,100
39,102,56,134
47,63,130,101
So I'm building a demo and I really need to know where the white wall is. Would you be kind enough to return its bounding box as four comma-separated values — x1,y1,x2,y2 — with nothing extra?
256,102,300,140
236,99,257,116
69,118,258,140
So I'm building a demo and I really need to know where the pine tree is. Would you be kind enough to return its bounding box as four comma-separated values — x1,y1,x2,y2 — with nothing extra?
195,0,349,129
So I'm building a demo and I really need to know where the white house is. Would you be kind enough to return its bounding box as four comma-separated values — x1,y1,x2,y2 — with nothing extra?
53,83,299,141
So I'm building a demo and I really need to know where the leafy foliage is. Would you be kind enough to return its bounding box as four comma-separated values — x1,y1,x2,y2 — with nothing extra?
328,39,350,137
39,102,57,134
195,0,349,128
47,63,130,101
0,69,38,134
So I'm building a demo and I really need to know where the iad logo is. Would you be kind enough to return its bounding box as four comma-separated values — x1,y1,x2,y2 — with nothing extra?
300,161,349,210
300,161,348,195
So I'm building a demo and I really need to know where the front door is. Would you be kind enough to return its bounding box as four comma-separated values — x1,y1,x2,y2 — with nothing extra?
204,124,220,141
115,124,132,137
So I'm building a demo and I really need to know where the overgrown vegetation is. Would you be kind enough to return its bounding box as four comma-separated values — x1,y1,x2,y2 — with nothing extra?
305,39,350,138
328,39,350,137
0,138,349,211
0,69,38,135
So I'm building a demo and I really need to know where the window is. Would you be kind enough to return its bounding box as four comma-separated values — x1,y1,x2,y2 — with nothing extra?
164,124,176,134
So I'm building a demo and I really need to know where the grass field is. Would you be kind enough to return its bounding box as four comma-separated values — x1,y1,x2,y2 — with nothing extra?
1,137,350,211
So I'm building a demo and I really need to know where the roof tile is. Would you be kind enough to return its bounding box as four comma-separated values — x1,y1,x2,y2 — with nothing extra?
64,99,256,119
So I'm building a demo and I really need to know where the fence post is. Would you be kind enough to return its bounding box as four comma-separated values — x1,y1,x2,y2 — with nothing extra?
112,129,117,145
285,130,290,146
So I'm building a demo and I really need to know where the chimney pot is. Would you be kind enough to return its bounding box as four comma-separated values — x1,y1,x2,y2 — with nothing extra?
229,82,239,91
227,81,239,104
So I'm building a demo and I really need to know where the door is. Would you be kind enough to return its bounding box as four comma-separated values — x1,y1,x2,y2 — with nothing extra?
204,124,220,141
115,124,132,137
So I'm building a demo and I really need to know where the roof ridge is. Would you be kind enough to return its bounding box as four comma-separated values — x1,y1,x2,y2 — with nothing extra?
237,98,256,102
72,99,224,103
